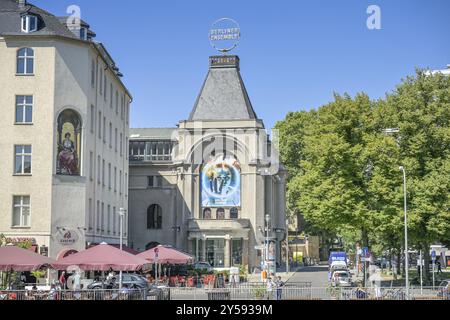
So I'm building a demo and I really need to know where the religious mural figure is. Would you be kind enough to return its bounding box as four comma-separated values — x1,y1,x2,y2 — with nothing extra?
56,109,81,175
58,132,78,175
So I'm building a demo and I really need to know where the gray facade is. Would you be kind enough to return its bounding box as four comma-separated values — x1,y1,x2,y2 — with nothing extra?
128,56,286,271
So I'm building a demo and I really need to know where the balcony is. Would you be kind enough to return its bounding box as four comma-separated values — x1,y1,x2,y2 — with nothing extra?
188,218,251,232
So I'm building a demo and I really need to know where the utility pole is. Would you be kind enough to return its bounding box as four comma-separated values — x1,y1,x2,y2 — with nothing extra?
119,208,126,289
399,166,409,300
286,219,289,273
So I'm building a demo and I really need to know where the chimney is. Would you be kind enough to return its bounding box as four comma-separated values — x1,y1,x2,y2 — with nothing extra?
18,0,27,8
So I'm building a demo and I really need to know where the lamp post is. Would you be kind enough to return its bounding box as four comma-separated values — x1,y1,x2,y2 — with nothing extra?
399,166,409,299
286,219,289,273
119,207,126,289
265,214,270,274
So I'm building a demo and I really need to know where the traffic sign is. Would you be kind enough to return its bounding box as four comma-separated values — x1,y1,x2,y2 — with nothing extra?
431,250,436,261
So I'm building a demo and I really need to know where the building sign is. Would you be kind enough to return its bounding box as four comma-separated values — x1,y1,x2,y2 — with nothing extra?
5,237,36,245
209,18,240,53
201,155,241,207
56,229,79,246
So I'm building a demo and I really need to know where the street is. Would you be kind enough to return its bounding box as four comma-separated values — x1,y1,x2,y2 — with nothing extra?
286,265,329,287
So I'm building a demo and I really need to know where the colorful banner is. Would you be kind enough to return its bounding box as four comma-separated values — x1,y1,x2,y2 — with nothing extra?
201,155,241,207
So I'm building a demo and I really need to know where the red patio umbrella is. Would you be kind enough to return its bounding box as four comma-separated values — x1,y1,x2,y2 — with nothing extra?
137,245,194,264
0,245,56,271
52,243,150,271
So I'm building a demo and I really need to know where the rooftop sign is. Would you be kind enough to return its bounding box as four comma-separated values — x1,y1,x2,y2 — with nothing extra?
209,18,240,54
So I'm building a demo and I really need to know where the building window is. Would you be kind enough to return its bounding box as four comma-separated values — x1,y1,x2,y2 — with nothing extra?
110,84,113,108
15,95,33,124
14,145,32,175
230,207,238,219
108,163,111,189
114,167,117,192
90,105,95,132
98,111,102,139
216,208,225,220
89,151,93,181
80,27,87,40
101,202,104,233
147,176,162,188
120,95,124,120
119,170,122,194
107,205,111,234
120,133,123,156
126,101,129,124
97,156,101,184
21,15,38,33
125,173,128,197
56,109,81,176
88,198,93,230
113,206,116,234
203,208,212,219
12,195,30,227
115,128,118,152
109,123,112,148
232,239,243,265
104,75,107,100
91,60,95,88
115,91,118,114
147,204,162,229
17,48,34,75
129,140,173,162
103,117,106,143
96,200,100,232
99,68,103,95
102,159,105,186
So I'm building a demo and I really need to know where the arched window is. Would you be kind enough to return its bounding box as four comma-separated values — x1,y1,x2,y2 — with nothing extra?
17,48,34,75
216,208,225,220
56,109,82,175
203,208,211,219
147,204,162,229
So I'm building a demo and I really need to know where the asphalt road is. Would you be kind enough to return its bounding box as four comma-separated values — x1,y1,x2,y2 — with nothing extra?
287,265,330,287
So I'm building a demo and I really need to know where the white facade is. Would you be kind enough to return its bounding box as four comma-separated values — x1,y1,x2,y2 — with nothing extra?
0,2,131,259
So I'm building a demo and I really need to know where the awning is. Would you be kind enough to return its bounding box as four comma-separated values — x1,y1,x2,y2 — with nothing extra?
0,245,56,271
137,245,194,264
52,242,150,271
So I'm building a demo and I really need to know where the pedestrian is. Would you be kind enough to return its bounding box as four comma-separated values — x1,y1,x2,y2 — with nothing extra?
275,276,284,300
73,271,81,291
437,261,442,274
266,277,273,300
59,271,66,289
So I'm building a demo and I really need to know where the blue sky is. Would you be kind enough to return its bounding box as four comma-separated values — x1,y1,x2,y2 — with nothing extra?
33,0,450,130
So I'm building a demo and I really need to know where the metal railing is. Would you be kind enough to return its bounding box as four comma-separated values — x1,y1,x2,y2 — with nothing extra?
0,286,447,300
0,288,147,301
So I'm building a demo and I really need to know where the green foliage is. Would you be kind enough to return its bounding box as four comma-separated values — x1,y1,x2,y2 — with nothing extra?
275,70,450,259
31,270,46,279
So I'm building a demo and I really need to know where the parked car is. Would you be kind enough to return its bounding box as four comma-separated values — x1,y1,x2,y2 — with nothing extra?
87,273,149,290
194,261,213,272
437,280,450,300
330,270,352,287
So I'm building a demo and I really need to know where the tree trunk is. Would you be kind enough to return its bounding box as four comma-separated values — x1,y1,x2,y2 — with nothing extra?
396,249,401,276
361,228,369,248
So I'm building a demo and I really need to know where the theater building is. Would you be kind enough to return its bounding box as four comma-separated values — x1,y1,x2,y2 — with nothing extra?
128,55,286,271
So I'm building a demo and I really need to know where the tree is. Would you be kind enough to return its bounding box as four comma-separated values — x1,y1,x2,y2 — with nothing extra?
276,70,450,283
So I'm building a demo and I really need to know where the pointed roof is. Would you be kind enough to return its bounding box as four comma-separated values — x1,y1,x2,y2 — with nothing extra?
188,55,258,121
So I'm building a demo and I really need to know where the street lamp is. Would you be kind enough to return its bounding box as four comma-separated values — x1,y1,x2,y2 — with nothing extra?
265,214,270,274
286,219,289,273
399,166,409,299
119,207,126,289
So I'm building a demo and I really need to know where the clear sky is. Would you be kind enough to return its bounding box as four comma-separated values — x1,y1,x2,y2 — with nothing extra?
33,0,450,130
